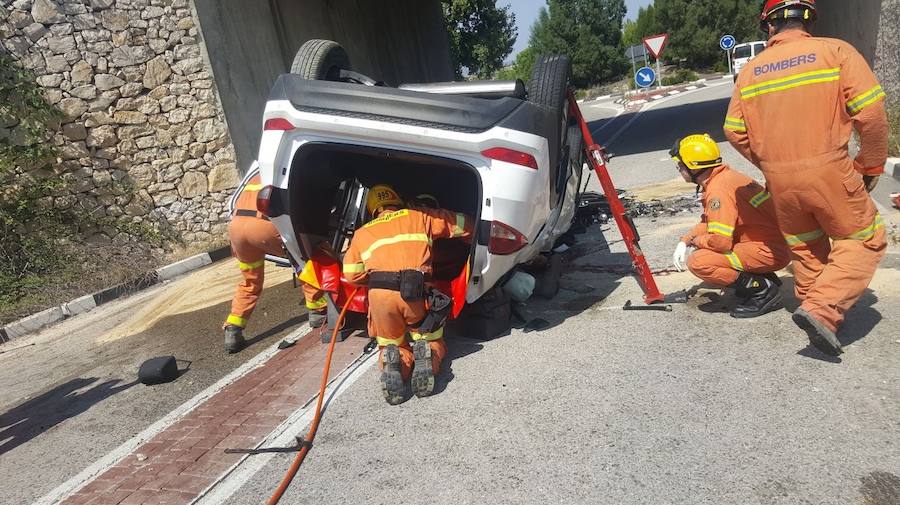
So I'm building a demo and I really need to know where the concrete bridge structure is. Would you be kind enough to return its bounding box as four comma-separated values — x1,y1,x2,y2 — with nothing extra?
0,0,895,250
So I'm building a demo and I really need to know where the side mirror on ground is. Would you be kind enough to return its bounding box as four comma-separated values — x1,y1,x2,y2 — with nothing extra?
138,356,188,385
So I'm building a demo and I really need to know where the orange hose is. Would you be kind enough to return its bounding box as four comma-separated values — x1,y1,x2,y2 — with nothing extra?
266,288,359,505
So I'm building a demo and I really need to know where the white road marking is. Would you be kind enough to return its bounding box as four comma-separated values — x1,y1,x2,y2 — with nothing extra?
36,325,315,505
193,351,378,504
667,90,680,95
603,79,733,148
685,86,698,91
588,106,627,136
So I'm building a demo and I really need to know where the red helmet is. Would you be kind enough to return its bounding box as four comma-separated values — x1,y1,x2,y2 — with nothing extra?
759,0,816,21
759,0,816,32
760,0,816,21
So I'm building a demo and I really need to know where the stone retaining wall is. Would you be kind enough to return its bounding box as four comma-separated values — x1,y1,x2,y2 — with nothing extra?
874,0,899,107
0,0,239,246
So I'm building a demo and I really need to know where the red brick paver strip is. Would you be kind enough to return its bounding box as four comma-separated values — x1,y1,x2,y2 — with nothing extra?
60,329,366,505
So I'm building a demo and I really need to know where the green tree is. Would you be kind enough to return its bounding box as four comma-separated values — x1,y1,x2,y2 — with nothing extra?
442,0,517,79
654,0,760,68
496,46,536,83
622,4,660,47
529,0,629,87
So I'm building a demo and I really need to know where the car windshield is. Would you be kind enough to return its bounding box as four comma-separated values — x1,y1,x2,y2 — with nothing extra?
733,45,752,59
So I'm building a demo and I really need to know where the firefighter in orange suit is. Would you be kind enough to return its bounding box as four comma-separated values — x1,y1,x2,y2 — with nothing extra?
671,134,791,318
223,173,328,353
343,185,474,405
724,0,888,355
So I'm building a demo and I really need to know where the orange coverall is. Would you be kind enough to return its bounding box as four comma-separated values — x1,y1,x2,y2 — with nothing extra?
683,164,791,286
724,29,889,332
225,175,326,329
342,208,473,380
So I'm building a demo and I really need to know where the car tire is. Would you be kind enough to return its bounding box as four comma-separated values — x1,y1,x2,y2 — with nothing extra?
528,54,571,112
528,54,572,203
567,122,585,196
290,39,351,81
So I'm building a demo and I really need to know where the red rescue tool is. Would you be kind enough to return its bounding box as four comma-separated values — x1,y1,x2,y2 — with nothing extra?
567,89,665,305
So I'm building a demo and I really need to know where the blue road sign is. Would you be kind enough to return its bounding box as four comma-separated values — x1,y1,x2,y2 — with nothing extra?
720,34,736,51
635,66,656,88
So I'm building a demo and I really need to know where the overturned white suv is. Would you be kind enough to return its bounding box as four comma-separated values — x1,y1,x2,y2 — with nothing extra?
255,40,586,303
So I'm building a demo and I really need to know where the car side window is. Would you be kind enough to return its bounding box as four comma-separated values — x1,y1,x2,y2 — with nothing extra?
753,43,766,57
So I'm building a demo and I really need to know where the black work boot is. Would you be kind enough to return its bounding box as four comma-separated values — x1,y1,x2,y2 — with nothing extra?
732,271,782,299
224,325,245,354
380,345,407,405
729,272,783,319
308,310,326,329
411,339,435,398
792,308,843,356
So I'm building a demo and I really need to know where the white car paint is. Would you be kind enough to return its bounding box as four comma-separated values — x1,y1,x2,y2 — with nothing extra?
258,96,581,302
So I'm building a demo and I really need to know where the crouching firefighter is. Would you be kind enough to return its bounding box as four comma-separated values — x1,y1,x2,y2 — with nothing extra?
670,134,791,318
223,171,330,353
343,184,474,405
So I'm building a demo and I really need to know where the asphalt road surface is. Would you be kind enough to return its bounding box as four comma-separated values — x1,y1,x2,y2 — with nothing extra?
0,262,307,504
2,82,898,505
218,83,900,505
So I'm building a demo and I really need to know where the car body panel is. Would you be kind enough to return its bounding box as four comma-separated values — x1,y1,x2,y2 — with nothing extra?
258,78,581,302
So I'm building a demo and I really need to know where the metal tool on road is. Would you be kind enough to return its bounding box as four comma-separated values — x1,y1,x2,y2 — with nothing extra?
0,342,35,355
623,300,673,311
225,436,312,455
665,289,690,304
568,90,666,305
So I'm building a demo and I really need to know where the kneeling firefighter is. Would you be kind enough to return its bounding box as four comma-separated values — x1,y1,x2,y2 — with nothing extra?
343,184,474,405
223,171,331,353
671,134,791,318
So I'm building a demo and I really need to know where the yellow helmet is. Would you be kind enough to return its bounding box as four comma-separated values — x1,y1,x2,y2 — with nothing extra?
670,134,722,171
366,184,404,215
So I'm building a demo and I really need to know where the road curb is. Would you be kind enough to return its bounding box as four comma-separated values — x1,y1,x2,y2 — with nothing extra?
888,157,900,181
0,245,232,344
619,79,716,105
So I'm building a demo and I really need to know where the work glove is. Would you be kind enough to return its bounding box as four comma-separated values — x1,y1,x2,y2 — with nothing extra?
863,175,879,193
673,241,691,272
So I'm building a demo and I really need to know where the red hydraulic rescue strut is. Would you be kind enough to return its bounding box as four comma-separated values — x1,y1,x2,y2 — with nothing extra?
566,89,665,305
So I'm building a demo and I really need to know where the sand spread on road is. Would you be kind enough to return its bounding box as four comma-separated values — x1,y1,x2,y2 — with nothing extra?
98,260,296,343
626,177,694,201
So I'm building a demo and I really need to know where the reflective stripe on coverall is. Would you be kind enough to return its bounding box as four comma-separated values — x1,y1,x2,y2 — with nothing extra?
297,257,329,311
682,164,791,286
225,175,326,328
343,208,473,380
724,29,889,332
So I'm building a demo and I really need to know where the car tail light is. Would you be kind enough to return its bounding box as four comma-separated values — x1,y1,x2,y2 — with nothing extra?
489,220,528,255
263,118,295,131
481,147,538,170
256,185,274,216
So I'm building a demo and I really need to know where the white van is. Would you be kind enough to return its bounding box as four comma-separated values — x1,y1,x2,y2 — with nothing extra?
732,41,767,81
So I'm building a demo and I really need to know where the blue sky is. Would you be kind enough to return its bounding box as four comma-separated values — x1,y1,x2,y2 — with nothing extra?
503,0,653,59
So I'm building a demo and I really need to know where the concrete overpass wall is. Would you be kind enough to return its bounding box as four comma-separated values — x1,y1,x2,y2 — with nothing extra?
872,0,900,106
814,0,899,105
813,0,881,64
193,0,453,170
